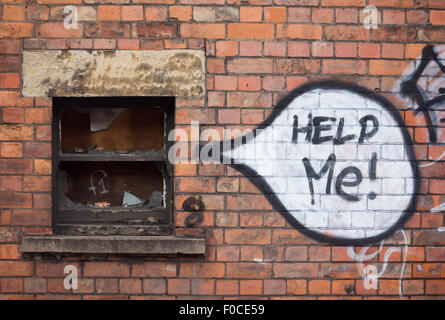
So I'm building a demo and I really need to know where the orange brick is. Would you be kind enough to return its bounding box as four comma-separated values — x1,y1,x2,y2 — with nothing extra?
117,39,139,49
143,279,166,294
309,280,331,295
216,40,238,56
264,7,286,22
369,60,409,75
216,280,238,295
0,142,23,158
426,280,445,294
38,23,82,38
322,0,366,5
312,8,334,23
169,6,192,21
3,5,26,21
323,59,367,74
97,6,120,21
228,23,274,39
430,11,445,25
25,108,51,124
240,7,262,22
287,280,307,295
240,280,262,295
145,6,167,21
0,22,34,37
168,279,190,295
332,280,355,295
238,76,260,91
121,6,143,21
181,23,225,38
276,24,322,39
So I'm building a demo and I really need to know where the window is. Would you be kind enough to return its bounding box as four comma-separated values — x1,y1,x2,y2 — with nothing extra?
52,97,174,236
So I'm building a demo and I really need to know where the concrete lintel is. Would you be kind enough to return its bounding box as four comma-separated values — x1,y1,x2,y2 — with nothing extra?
20,235,205,255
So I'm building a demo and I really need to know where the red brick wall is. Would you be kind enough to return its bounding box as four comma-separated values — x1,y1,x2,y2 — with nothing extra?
0,0,445,299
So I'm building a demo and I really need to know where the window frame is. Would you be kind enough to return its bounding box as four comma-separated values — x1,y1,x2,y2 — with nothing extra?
51,97,175,236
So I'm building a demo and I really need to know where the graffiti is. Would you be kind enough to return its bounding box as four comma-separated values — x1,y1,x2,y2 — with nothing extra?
182,196,205,227
397,45,445,144
347,230,408,297
363,5,379,30
219,81,418,245
89,169,109,197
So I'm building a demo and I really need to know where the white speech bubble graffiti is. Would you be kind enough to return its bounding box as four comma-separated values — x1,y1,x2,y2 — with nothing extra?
223,81,418,245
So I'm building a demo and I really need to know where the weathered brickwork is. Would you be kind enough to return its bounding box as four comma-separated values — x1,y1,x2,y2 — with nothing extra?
0,0,445,299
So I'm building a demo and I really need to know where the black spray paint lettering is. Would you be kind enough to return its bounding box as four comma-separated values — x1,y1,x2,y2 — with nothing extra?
291,113,379,145
182,196,205,227
295,113,380,204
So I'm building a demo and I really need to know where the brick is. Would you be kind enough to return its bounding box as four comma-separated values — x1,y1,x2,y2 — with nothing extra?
216,41,238,56
336,8,358,23
312,41,334,57
264,7,286,22
179,263,224,278
358,43,380,58
84,262,130,278
369,60,408,75
240,7,262,22
274,263,318,278
323,59,367,74
1,108,24,123
242,109,264,124
96,279,118,294
181,23,225,38
288,41,310,57
97,6,120,21
132,262,176,277
382,43,404,59
227,58,273,74
0,176,22,192
121,6,143,21
287,280,307,295
11,210,50,226
275,59,320,74
0,57,20,73
217,246,240,261
215,212,238,227
191,279,214,295
0,278,23,293
325,25,369,41
217,177,239,192
312,8,334,23
24,278,46,293
288,7,311,23
285,246,307,261
0,244,20,259
402,280,424,295
23,176,51,192
25,109,51,124
38,23,82,38
238,76,260,91
117,39,139,49
0,75,19,89
0,23,34,37
193,7,215,22
226,263,271,278
0,40,20,54
426,280,445,294
94,39,116,49
169,6,192,21
407,10,428,24
332,280,355,295
276,24,322,39
3,5,25,21
24,142,51,158
240,280,262,295
215,75,237,90
0,193,32,208
85,23,130,38
426,247,445,262
309,280,331,295
143,279,166,294
264,41,286,57
228,23,274,39
372,26,416,42
320,263,361,278
369,0,413,7
215,7,238,21
322,0,366,5
383,9,405,24
146,6,168,21
168,279,190,295
0,261,33,276
218,109,240,124
335,42,357,58
216,279,238,295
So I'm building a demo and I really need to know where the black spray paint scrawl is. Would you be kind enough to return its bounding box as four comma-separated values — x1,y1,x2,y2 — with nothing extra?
399,45,445,143
211,81,418,246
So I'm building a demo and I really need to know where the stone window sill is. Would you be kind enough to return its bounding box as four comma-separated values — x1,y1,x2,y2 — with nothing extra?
20,235,205,255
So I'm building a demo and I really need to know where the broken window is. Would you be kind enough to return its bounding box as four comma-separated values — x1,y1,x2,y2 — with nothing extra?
52,97,174,236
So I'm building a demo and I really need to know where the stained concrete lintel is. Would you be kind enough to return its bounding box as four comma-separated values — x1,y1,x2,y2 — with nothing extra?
20,235,205,255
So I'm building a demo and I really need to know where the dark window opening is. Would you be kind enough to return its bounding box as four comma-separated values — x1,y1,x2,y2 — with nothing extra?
52,97,174,236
